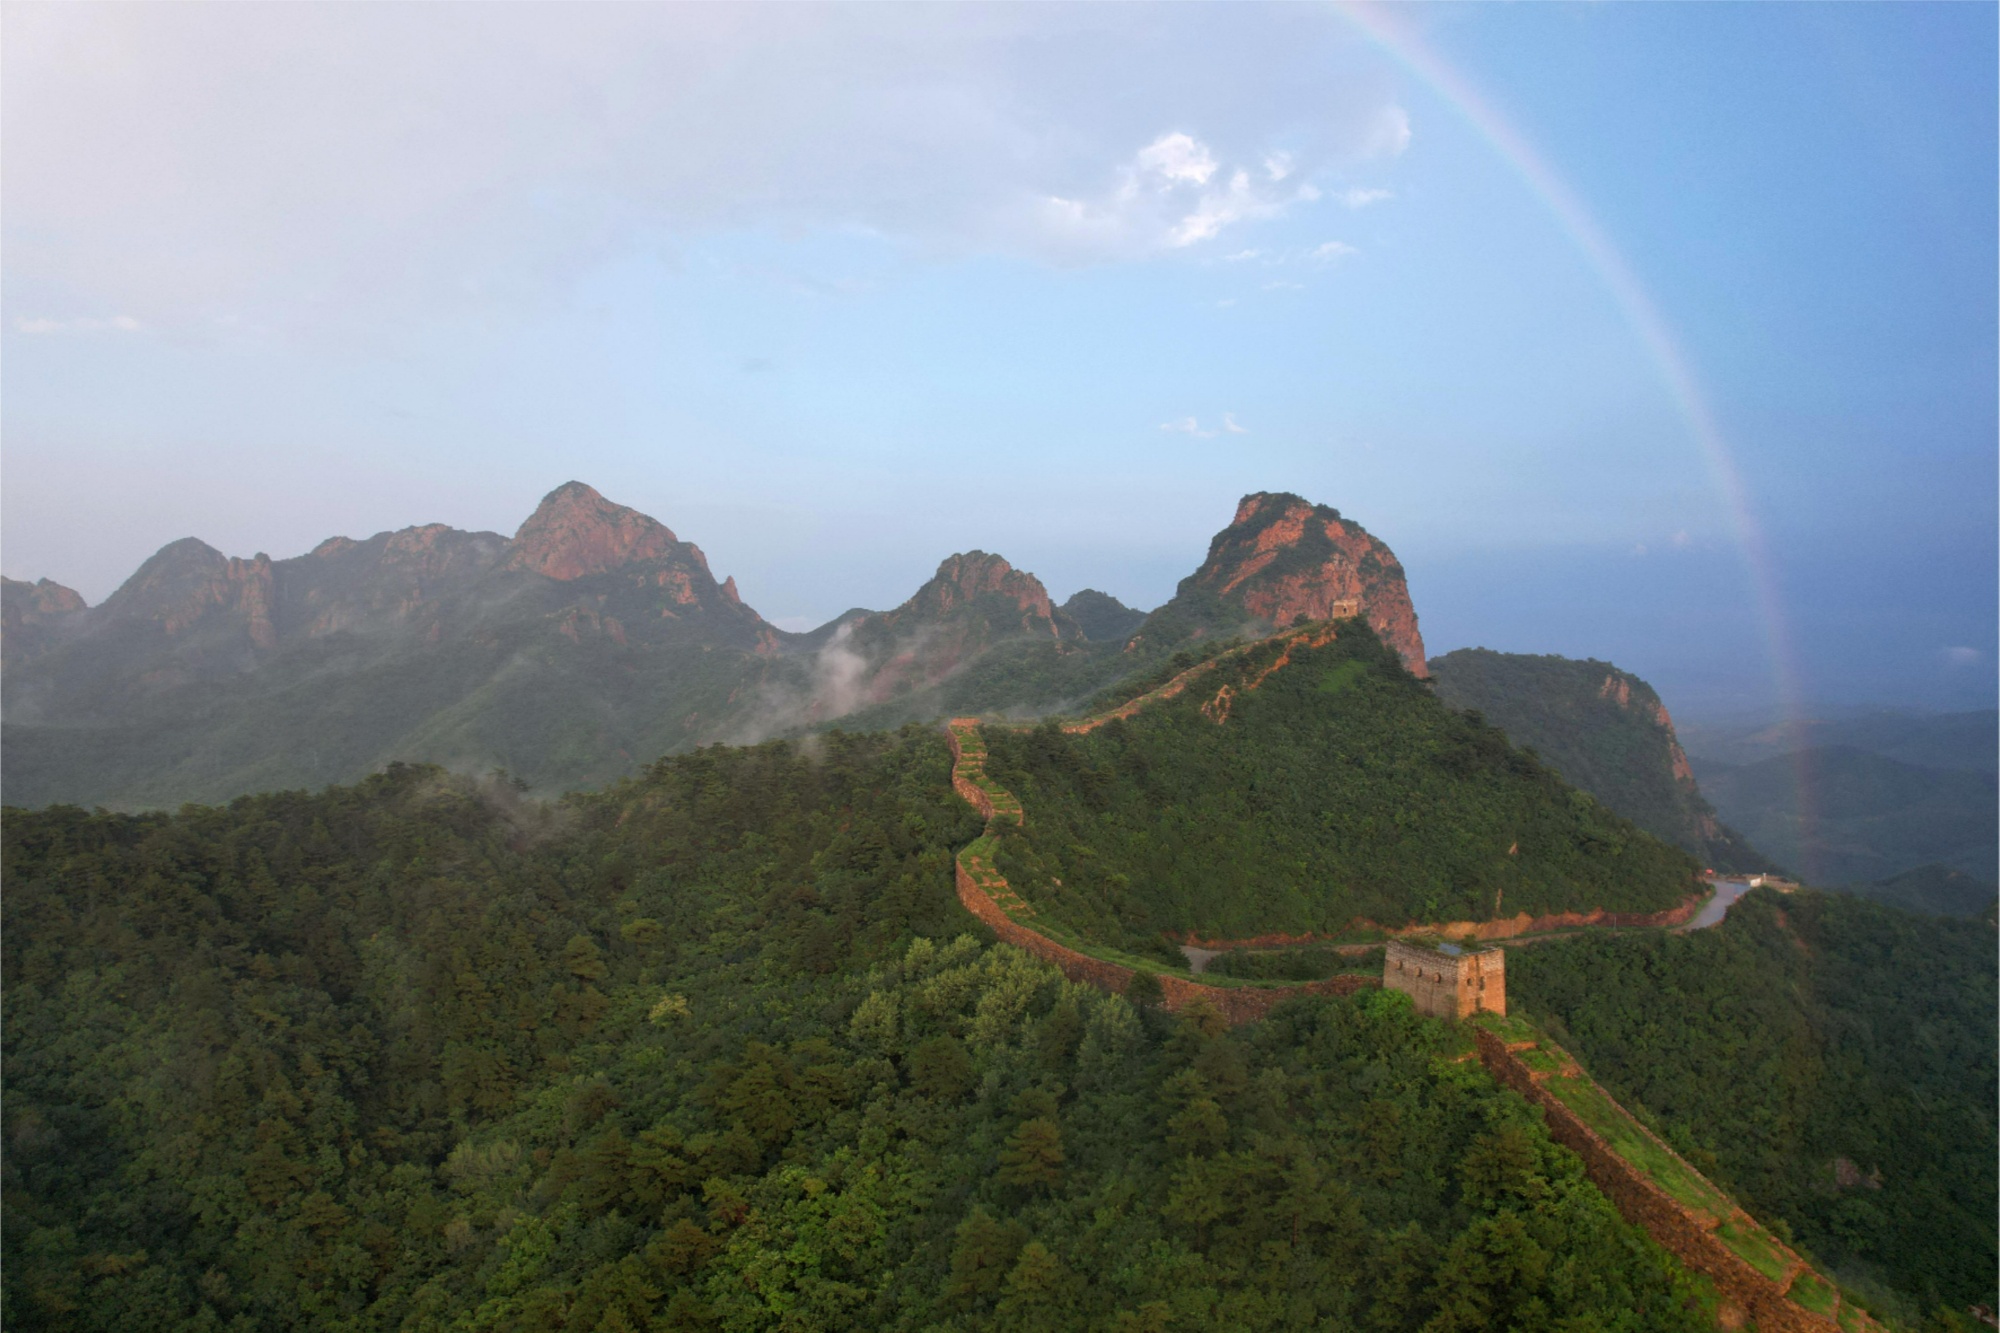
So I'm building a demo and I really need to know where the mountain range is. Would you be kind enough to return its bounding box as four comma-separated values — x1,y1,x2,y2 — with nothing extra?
2,485,1426,810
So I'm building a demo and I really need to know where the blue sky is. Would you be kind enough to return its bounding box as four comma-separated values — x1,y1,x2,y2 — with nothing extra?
4,3,1992,721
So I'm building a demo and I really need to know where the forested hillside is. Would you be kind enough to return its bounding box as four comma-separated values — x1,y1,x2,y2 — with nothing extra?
981,622,1701,954
1427,649,1771,873
2,746,1717,1332
1506,890,1997,1325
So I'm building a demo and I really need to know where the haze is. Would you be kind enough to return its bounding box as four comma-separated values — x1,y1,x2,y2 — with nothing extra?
4,2,1993,720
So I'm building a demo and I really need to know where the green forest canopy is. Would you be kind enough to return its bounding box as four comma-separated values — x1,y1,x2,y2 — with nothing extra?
4,643,1991,1331
5,741,1721,1332
981,624,1700,954
1507,889,1997,1322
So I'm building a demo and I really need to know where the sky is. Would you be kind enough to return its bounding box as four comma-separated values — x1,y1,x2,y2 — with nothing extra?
4,3,1994,723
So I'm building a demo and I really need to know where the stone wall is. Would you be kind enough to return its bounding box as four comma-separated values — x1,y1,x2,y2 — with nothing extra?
947,720,1375,1023
954,852,1374,1022
1173,893,1705,954
1474,1027,1876,1333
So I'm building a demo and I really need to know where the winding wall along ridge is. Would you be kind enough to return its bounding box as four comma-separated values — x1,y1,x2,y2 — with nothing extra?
961,617,1706,965
948,631,1867,1328
1173,892,1706,954
1475,1023,1881,1333
947,718,1374,1023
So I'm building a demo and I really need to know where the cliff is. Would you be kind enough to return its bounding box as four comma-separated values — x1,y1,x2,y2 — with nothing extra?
1133,492,1426,674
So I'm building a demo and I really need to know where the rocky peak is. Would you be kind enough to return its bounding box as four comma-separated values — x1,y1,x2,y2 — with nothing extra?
1179,491,1426,673
501,481,680,581
2,577,89,668
3,576,87,620
902,551,1066,636
98,537,278,649
1600,670,1696,783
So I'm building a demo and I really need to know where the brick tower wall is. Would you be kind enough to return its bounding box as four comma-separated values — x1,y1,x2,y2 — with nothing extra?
1383,941,1505,1019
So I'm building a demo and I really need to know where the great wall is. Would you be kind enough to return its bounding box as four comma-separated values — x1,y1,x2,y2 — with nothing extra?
1475,1015,1883,1333
946,717,1375,1024
942,618,1884,1332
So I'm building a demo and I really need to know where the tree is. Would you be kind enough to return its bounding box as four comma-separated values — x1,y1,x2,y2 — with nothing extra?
946,1208,1028,1306
997,1118,1065,1191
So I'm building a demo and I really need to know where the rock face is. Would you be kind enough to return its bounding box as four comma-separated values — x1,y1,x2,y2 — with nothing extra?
784,552,1084,718
1143,492,1427,674
1,577,88,668
881,552,1073,641
98,539,281,650
500,481,680,581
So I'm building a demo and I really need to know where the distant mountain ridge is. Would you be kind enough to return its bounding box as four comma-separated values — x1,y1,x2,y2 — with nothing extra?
1678,709,1998,899
3,487,1430,809
1691,745,1998,888
1428,648,1774,874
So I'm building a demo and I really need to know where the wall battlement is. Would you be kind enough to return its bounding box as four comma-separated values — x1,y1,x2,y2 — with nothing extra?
1383,938,1506,1019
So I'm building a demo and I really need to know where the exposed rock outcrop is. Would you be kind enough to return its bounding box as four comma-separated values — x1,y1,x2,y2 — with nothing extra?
1,577,88,668
883,551,1075,640
501,481,681,581
97,538,280,652
1140,492,1426,674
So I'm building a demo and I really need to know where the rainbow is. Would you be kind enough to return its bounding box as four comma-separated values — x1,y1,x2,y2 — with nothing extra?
1337,3,1817,869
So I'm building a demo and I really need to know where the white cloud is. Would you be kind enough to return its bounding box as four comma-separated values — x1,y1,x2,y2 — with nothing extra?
1222,249,1261,263
1168,168,1286,247
1671,529,1691,548
14,314,142,334
1160,417,1216,438
1134,132,1217,187
1310,240,1358,263
1942,646,1983,668
1337,187,1392,209
1223,413,1249,434
1,6,1408,334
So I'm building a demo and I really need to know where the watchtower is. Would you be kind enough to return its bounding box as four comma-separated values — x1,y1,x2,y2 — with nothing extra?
1383,939,1505,1019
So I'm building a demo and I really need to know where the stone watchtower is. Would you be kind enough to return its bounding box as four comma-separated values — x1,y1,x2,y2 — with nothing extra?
1383,939,1505,1019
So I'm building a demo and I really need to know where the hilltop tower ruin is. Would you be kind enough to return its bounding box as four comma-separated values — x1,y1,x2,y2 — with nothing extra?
1383,939,1505,1019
